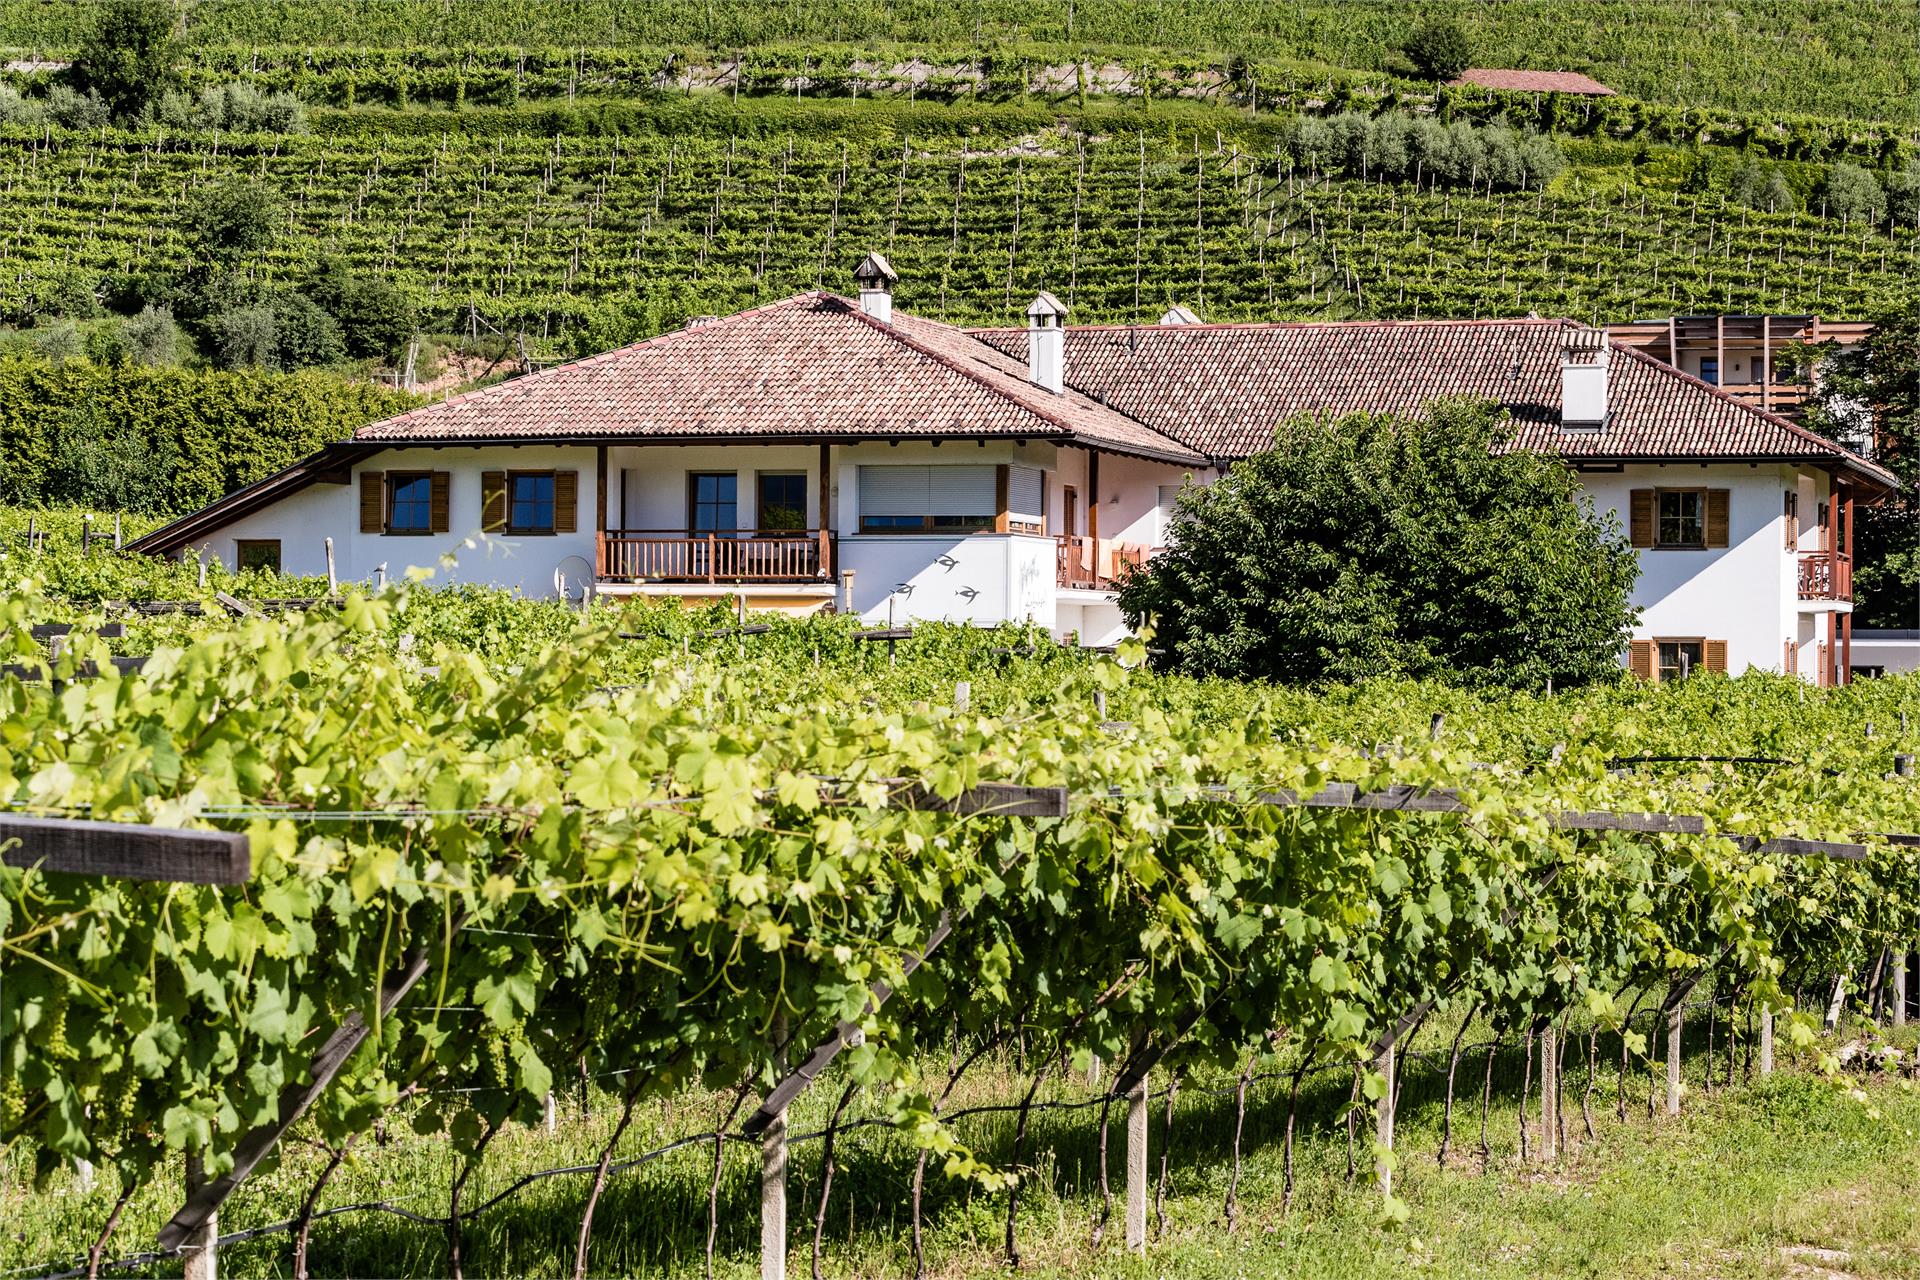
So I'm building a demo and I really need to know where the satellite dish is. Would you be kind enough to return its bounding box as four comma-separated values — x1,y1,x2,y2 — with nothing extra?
553,555,593,603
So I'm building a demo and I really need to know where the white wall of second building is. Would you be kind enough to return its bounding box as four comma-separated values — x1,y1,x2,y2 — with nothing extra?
839,533,1056,628
612,444,827,529
186,444,603,596
1578,462,1803,676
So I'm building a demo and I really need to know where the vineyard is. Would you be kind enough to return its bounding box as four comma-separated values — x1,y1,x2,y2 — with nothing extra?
0,123,1911,354
0,0,1913,124
9,564,1920,1275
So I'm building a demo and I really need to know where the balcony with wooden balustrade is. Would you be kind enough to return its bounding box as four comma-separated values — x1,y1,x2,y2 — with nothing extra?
1056,535,1145,590
1798,550,1852,603
597,529,833,584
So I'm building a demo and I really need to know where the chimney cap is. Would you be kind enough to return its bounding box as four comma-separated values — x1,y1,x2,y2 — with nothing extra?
853,251,899,286
1560,326,1608,364
1026,290,1069,320
1158,304,1202,325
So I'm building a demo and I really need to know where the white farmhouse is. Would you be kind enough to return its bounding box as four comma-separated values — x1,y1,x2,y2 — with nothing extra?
132,255,1894,684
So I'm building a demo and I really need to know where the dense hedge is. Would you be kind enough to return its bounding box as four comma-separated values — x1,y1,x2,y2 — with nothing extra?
0,359,417,515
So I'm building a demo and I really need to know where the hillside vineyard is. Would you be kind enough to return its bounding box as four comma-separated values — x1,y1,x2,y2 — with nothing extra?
1,129,1911,349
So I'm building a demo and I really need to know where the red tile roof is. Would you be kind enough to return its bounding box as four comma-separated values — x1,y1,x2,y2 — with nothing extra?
968,318,1895,488
356,292,1203,466
1452,68,1615,95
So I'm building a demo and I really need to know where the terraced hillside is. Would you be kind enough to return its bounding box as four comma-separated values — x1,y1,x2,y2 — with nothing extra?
3,125,1909,356
0,0,1913,124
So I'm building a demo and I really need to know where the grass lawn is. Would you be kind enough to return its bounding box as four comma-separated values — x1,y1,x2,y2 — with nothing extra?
9,1026,1920,1278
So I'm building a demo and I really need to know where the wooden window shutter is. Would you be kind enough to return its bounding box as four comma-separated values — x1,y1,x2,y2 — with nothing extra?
430,472,450,533
1628,489,1654,548
554,470,578,533
1705,489,1730,547
1704,639,1728,673
359,471,384,534
1628,638,1654,680
481,471,507,532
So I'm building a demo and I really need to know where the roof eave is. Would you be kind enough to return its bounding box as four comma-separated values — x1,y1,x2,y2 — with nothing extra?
126,441,381,556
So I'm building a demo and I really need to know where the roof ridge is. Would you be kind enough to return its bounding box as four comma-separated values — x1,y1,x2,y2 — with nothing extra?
1608,341,1892,481
354,292,830,439
965,316,1577,335
845,302,1195,456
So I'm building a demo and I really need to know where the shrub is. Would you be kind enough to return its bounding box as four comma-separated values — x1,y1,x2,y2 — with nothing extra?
1116,399,1640,688
71,0,179,121
1403,19,1472,82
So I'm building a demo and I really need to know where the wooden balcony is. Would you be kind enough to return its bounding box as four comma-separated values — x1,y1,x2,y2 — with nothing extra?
1056,535,1146,590
597,530,832,583
1798,551,1852,602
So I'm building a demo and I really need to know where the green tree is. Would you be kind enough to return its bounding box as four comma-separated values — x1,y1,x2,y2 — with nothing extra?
1403,19,1472,81
1799,294,1920,628
71,0,179,121
1824,162,1887,226
184,177,286,265
309,266,416,361
1115,400,1640,688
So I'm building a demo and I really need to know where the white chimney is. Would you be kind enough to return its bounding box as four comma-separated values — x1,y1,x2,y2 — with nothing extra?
852,251,898,324
1158,304,1202,325
1026,290,1069,394
1560,327,1609,430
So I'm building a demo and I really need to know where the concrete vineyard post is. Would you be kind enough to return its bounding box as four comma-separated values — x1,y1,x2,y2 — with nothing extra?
953,680,970,712
1759,1005,1774,1075
1126,1056,1148,1252
1895,951,1908,1028
762,1018,788,1280
184,1153,216,1280
1539,1025,1557,1159
1375,1044,1395,1193
325,537,336,594
1665,1007,1682,1116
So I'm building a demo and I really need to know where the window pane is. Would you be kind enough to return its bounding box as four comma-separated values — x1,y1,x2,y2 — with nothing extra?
691,473,737,532
390,474,432,531
237,541,280,573
758,474,807,529
1657,491,1703,547
509,473,555,532
1658,641,1703,681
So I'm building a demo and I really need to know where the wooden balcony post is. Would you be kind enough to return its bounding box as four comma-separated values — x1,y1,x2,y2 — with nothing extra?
707,533,716,584
1087,450,1101,543
818,443,832,577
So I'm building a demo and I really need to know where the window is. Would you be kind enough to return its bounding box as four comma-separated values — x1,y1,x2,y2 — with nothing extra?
235,539,281,573
756,473,807,531
507,472,556,533
1783,490,1799,550
1699,356,1720,386
388,472,434,534
1658,640,1704,682
858,465,996,533
690,473,738,532
1157,484,1184,545
1656,490,1705,548
1006,465,1045,534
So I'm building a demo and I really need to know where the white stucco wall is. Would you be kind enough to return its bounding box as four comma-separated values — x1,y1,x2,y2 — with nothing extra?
1578,462,1837,677
611,443,828,530
187,445,603,596
840,532,1055,629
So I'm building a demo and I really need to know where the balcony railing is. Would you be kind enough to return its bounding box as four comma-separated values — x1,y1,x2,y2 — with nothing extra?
598,530,832,583
1798,551,1852,602
1056,535,1146,589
